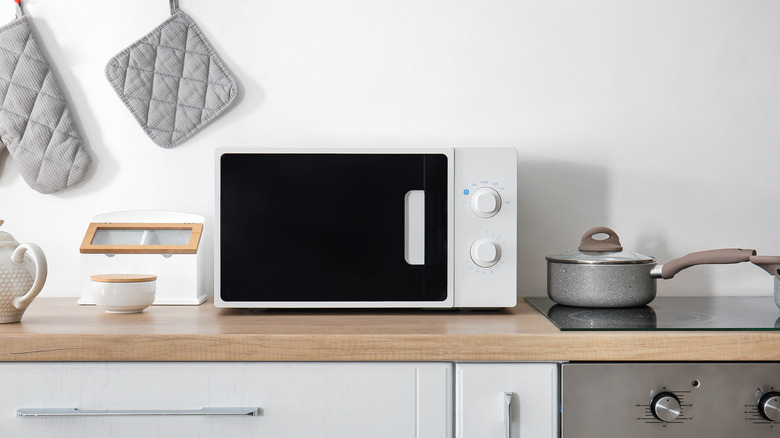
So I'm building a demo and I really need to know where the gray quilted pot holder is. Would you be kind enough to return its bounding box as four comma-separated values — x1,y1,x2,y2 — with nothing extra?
105,1,238,148
0,3,91,193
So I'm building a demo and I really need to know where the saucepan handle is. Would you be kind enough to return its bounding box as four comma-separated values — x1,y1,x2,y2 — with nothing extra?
749,255,780,280
751,256,780,309
654,248,756,279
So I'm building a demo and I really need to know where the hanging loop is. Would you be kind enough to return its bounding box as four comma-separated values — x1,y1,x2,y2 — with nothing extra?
14,0,23,18
170,0,179,14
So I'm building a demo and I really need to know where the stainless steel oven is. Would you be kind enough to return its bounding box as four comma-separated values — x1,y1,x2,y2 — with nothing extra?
215,147,517,309
527,296,780,437
561,362,780,437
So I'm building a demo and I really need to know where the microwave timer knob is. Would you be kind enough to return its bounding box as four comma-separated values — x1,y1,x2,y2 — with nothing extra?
758,392,780,422
650,392,681,423
470,187,501,218
470,237,502,267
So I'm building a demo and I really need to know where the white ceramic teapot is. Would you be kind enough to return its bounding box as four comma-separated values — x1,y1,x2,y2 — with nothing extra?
0,220,47,323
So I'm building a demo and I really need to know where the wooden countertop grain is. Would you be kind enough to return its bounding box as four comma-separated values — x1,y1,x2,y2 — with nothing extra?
1,298,779,362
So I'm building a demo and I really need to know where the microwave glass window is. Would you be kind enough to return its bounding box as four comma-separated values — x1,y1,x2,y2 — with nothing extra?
220,153,448,302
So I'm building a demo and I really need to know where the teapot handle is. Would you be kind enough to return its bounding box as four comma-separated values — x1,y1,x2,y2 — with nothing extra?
11,243,47,311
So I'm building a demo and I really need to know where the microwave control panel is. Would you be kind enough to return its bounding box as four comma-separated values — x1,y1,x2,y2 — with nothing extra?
453,147,517,308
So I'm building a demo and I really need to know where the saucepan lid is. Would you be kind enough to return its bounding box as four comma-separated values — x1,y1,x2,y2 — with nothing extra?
545,226,655,265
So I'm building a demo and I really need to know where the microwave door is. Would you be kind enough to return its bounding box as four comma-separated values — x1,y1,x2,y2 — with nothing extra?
219,153,448,303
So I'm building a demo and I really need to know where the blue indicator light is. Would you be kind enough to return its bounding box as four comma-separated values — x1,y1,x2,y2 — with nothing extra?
463,189,469,195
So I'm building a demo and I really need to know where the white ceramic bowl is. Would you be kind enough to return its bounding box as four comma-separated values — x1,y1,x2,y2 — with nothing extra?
91,274,156,313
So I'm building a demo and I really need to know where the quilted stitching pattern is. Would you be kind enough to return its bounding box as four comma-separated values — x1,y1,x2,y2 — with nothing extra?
0,16,90,194
105,11,237,148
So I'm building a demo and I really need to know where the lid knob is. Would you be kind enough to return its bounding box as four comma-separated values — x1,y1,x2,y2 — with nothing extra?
0,219,19,246
578,226,624,252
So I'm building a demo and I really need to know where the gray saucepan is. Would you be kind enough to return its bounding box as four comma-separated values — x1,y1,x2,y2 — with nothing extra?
546,226,756,308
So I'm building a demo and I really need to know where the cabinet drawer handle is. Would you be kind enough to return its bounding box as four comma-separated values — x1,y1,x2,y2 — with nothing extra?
504,392,513,438
17,407,260,417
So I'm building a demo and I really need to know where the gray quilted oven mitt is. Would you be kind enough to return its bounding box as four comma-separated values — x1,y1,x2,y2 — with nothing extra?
0,1,90,193
105,0,238,148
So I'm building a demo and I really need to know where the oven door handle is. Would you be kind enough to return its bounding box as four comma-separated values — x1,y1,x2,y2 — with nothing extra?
504,391,513,438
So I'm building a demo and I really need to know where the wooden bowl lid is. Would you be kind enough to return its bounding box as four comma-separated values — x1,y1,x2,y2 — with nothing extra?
91,274,157,283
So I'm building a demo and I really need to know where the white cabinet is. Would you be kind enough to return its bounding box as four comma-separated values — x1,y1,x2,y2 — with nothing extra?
1,362,452,438
2,361,560,437
455,363,558,438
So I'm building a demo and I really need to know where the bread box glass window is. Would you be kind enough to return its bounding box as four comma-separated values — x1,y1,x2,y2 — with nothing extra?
91,229,193,246
80,223,203,254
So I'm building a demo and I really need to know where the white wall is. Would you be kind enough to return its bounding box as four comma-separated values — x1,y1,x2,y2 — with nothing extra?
2,0,779,299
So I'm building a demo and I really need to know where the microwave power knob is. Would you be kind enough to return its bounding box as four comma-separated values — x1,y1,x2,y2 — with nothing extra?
758,392,780,422
470,187,501,218
650,392,681,423
470,237,502,267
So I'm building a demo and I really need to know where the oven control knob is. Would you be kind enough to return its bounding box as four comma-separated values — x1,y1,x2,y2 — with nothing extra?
470,237,502,267
470,188,501,218
758,392,780,422
651,392,681,423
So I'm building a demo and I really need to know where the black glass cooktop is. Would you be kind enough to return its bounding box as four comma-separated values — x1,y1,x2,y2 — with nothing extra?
526,296,780,331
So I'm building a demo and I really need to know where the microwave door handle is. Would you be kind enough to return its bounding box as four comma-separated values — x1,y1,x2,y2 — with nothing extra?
404,190,425,265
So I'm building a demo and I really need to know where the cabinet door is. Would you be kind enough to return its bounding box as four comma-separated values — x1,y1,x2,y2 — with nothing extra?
455,363,558,438
2,362,452,438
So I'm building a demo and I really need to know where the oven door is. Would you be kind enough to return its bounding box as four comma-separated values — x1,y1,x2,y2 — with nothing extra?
215,148,453,307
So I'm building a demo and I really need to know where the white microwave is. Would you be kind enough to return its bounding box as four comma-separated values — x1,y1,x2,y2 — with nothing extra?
214,147,517,308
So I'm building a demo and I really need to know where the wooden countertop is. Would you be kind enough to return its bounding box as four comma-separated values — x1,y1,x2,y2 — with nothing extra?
1,298,780,362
